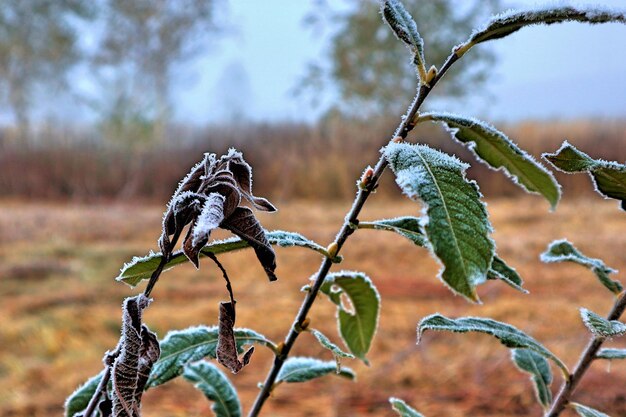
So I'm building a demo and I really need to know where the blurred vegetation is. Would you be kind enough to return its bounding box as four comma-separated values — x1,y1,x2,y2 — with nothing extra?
298,0,500,117
0,0,219,144
0,118,624,202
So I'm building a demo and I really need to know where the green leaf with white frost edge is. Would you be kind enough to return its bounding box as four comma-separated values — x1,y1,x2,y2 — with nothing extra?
361,216,526,293
64,370,104,417
276,357,355,383
571,403,612,417
310,329,355,371
384,142,495,302
580,309,626,339
511,349,552,409
148,326,273,388
544,141,626,210
487,255,527,293
455,6,626,56
319,271,380,364
423,112,560,208
381,0,427,80
596,348,626,360
541,239,622,294
117,230,339,287
389,397,425,417
359,217,427,247
417,314,568,375
183,361,241,417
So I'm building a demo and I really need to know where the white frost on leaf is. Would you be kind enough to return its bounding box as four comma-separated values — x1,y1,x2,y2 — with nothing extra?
192,193,225,247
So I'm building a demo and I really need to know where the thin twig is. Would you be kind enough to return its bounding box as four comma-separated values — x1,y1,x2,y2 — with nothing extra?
83,226,184,416
247,51,460,417
545,290,626,417
144,226,184,297
206,252,235,304
82,366,111,417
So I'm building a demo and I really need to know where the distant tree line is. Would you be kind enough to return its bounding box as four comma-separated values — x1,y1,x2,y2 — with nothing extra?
0,0,499,144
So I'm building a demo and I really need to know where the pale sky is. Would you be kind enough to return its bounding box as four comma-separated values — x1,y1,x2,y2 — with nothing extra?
174,0,626,124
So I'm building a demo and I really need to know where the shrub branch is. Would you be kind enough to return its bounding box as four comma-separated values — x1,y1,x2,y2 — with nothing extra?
247,51,460,417
546,290,626,417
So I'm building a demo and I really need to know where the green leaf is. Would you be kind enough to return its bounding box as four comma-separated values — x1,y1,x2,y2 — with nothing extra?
276,357,355,383
384,142,495,302
456,6,626,56
544,142,626,210
541,239,622,295
381,0,426,79
417,314,568,375
596,348,626,360
117,230,337,287
64,371,104,417
361,217,525,294
389,397,425,417
580,308,626,338
310,329,355,359
359,217,426,247
309,329,355,371
183,361,241,417
424,112,560,208
571,403,612,417
487,255,527,293
511,349,553,409
319,271,380,364
148,326,273,388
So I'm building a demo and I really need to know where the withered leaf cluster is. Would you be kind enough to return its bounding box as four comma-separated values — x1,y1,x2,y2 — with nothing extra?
101,295,159,417
160,149,278,280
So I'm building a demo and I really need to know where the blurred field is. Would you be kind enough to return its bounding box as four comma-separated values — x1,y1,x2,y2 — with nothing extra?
1,196,625,417
1,119,625,201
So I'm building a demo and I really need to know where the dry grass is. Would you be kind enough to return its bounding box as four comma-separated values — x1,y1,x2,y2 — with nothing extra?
1,197,625,417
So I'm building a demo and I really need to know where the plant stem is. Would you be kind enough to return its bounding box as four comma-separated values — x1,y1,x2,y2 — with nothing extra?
82,366,111,417
546,290,626,417
247,52,459,417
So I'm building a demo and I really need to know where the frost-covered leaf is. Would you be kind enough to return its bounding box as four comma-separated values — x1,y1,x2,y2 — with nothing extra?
183,361,241,417
361,217,525,293
580,308,626,338
216,301,254,374
571,403,612,417
417,314,568,374
310,329,355,371
487,255,527,293
319,271,380,364
541,239,622,295
596,348,626,360
511,349,553,409
148,326,271,388
456,6,626,56
544,141,626,210
222,206,276,281
424,112,560,208
65,371,104,417
384,142,494,302
389,397,425,417
111,295,160,417
276,357,355,383
381,0,426,79
117,231,332,287
183,193,225,267
359,217,426,247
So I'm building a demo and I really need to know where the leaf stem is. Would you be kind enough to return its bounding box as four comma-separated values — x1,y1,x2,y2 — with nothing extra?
545,290,626,417
82,366,111,417
247,51,460,417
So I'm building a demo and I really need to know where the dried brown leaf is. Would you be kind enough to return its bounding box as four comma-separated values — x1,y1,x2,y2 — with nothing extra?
216,301,254,374
111,295,160,417
222,206,277,281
